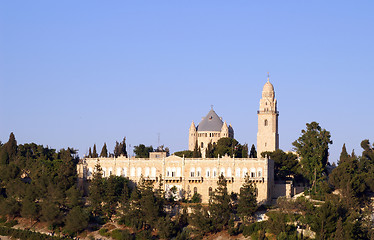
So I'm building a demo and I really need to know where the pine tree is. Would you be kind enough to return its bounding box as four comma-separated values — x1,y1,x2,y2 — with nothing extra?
6,132,17,159
92,144,98,158
209,175,232,231
100,143,108,157
237,175,257,223
89,164,104,216
338,143,350,165
249,144,257,158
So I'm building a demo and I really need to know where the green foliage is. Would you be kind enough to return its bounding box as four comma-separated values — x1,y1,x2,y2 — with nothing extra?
292,121,332,184
209,175,232,232
242,143,249,158
114,137,128,157
261,149,301,181
100,142,108,157
173,150,193,158
134,144,153,158
188,204,213,237
205,141,214,158
192,140,202,158
190,192,202,203
64,206,89,235
111,229,135,240
0,226,68,240
237,175,257,223
92,144,98,158
213,137,239,157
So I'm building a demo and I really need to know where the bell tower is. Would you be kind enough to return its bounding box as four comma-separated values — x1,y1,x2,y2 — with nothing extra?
257,75,279,157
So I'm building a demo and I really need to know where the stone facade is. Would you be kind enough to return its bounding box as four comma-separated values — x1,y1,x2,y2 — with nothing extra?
77,155,273,204
188,108,234,158
257,78,279,157
77,78,282,204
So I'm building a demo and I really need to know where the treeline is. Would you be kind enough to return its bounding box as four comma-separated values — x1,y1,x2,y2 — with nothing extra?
0,133,87,235
174,138,257,158
87,137,128,158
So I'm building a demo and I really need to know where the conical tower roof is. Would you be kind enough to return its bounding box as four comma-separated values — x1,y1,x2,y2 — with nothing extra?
197,108,223,131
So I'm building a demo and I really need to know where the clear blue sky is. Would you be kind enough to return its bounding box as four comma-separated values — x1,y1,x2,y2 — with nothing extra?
1,1,373,163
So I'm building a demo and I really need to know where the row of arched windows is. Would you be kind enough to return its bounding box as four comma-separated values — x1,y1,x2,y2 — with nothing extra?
87,167,263,179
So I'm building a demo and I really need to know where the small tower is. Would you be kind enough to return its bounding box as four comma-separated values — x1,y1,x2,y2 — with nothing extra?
257,76,279,157
188,121,197,151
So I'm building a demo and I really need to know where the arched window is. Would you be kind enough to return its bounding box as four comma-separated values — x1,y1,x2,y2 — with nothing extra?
251,168,256,178
109,168,113,176
220,168,225,177
166,167,171,177
201,142,204,148
194,187,197,194
243,168,248,177
102,167,107,177
130,167,135,177
123,167,127,177
206,168,210,178
116,168,121,176
190,167,195,177
227,168,232,177
88,167,93,177
172,167,176,177
197,167,201,177
145,167,150,177
257,168,262,177
264,119,268,126
236,168,241,177
209,187,213,196
137,167,142,177
151,167,156,177
213,168,217,177
177,167,181,177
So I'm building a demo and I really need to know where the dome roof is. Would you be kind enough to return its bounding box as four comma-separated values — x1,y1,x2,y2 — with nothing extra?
197,109,223,132
262,80,274,92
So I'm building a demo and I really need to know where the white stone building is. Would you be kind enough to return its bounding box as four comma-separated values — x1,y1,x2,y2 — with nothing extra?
77,78,284,204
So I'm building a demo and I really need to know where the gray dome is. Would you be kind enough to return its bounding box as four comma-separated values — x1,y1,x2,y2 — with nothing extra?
197,109,223,131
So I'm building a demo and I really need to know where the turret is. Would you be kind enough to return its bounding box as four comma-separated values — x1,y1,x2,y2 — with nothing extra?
188,121,197,151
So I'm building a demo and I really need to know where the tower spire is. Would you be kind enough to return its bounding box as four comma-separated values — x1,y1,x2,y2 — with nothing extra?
267,72,270,82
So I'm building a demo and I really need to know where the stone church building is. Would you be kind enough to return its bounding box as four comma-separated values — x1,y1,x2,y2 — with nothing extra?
77,78,288,204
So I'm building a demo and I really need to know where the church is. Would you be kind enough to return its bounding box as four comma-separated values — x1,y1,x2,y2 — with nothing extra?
77,78,288,204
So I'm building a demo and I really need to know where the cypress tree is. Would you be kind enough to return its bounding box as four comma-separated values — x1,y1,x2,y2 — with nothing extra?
249,144,257,158
205,142,214,158
88,147,92,158
100,143,108,157
242,143,249,158
121,137,127,157
114,141,120,157
338,143,349,165
92,144,98,158
192,140,201,158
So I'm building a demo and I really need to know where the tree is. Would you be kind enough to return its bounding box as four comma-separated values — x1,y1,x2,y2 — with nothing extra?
5,132,17,159
242,143,249,158
237,175,257,223
249,144,257,158
89,164,104,216
64,206,89,235
134,144,153,158
209,175,232,232
192,140,201,158
261,149,301,181
114,137,128,157
205,142,214,158
173,150,193,158
88,147,92,158
338,143,350,165
92,144,98,158
292,122,332,185
100,142,108,157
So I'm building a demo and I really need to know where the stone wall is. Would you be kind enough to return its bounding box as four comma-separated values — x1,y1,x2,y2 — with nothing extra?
77,155,274,204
